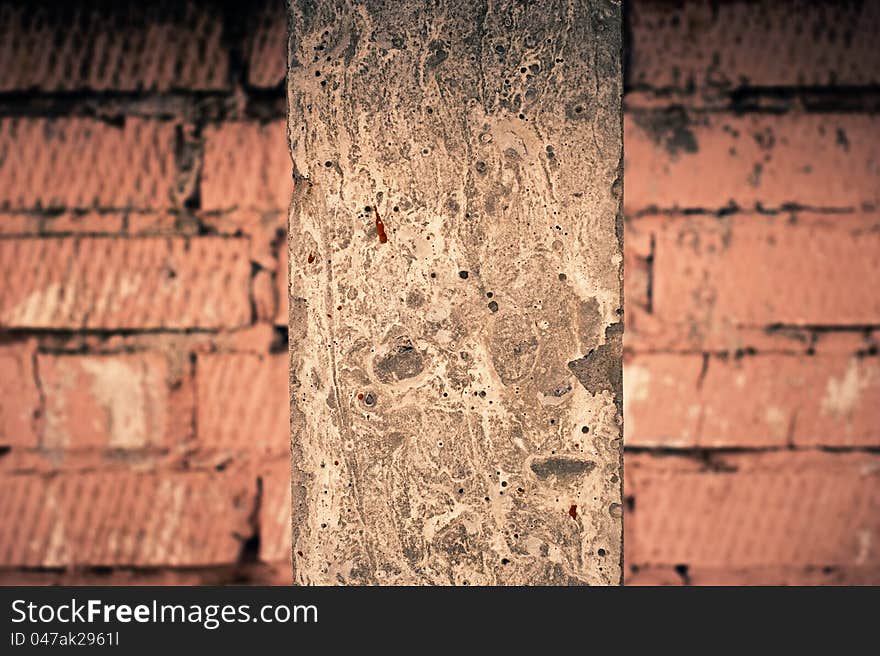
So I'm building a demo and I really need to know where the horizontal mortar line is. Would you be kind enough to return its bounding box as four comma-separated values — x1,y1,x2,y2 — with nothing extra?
0,327,282,351
732,86,880,108
626,204,863,219
0,208,179,217
623,102,880,116
625,564,874,574
626,326,879,343
624,348,878,358
0,445,290,457
196,208,287,218
0,565,241,573
625,324,878,333
0,326,253,339
0,207,188,215
623,103,880,116
0,460,288,477
624,85,880,110
763,323,879,331
625,83,880,96
0,89,235,102
0,232,201,239
0,90,286,121
624,445,880,456
0,232,251,241
0,447,171,458
191,206,290,213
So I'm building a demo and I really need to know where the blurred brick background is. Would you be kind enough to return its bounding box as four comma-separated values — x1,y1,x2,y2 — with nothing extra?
0,0,878,585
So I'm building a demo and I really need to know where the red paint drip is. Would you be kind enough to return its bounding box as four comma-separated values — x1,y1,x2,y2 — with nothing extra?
568,504,578,520
375,207,388,243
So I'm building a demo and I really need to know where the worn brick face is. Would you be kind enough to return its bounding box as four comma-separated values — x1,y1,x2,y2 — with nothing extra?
0,340,40,448
38,353,192,450
629,0,880,94
244,1,287,88
0,237,251,330
196,353,288,453
201,121,291,211
625,213,880,351
651,213,880,332
624,353,706,446
200,210,286,270
0,1,229,92
0,215,34,235
252,269,278,323
0,118,178,210
626,353,880,448
625,113,880,212
0,471,254,567
626,452,880,570
259,460,292,565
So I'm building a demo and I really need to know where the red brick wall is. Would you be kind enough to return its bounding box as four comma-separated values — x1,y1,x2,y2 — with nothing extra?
624,0,880,585
0,0,877,585
0,0,291,585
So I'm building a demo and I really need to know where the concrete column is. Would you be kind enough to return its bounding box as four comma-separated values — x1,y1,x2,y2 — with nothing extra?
287,0,623,585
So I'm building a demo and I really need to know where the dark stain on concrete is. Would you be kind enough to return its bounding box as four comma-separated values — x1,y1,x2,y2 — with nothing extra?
568,321,623,415
530,456,597,480
374,337,425,383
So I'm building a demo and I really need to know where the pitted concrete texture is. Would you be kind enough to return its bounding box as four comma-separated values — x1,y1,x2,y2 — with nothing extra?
287,0,623,585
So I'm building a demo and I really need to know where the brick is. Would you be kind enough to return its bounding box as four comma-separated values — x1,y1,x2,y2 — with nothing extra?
0,237,251,330
253,268,277,322
200,210,286,269
0,1,229,92
626,213,880,349
256,562,296,586
629,0,880,94
0,340,40,447
259,460,292,564
38,352,192,450
0,118,177,210
0,471,254,567
624,113,880,212
623,217,652,318
201,122,291,211
0,214,37,235
626,353,880,447
625,452,880,570
196,352,288,452
245,1,287,88
624,353,705,447
214,324,278,356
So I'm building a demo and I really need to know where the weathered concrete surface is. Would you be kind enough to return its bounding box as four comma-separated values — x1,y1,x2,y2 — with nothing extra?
287,0,623,585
